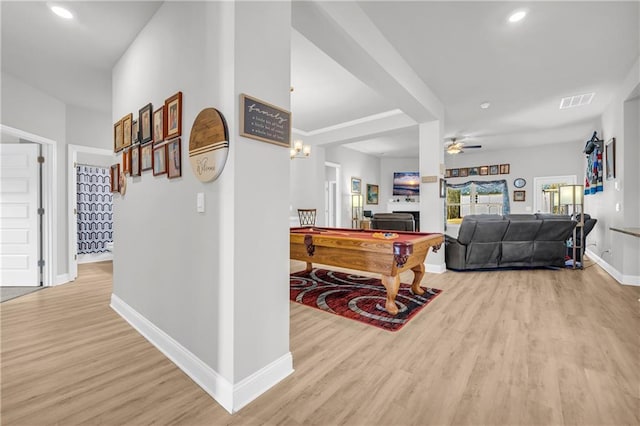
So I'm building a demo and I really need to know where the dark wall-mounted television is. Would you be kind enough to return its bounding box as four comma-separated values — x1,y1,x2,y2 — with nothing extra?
393,172,420,196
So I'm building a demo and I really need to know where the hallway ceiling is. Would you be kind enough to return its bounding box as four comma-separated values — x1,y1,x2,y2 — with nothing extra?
2,1,638,156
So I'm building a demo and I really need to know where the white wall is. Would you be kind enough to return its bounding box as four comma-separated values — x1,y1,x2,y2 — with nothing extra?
111,1,292,412
590,56,640,282
290,146,326,225
445,139,588,214
325,146,381,227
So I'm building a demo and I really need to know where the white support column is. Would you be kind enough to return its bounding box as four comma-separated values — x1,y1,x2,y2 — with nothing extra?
419,120,445,273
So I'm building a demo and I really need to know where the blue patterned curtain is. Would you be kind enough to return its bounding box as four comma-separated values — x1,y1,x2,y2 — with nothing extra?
446,179,511,215
77,165,113,254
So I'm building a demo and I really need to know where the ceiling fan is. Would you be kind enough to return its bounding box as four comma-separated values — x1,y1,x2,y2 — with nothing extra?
445,137,482,155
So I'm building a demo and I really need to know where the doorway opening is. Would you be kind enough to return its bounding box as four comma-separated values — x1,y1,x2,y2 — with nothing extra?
324,162,341,227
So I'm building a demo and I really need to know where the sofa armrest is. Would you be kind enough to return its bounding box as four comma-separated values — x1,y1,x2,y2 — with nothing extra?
445,237,467,270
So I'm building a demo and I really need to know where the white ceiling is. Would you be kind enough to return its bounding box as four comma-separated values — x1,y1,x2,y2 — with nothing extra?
2,1,638,157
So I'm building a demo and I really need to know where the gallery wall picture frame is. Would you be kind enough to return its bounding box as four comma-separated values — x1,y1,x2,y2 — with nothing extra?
489,165,499,175
451,168,459,177
122,148,131,175
139,103,153,144
131,144,141,177
351,176,362,194
513,190,526,202
165,91,183,139
141,143,154,171
113,119,124,152
132,119,139,144
110,163,120,193
459,168,469,177
439,178,447,198
469,167,479,176
366,184,379,204
479,166,489,176
445,169,451,178
153,105,166,144
499,164,510,174
167,138,182,179
605,137,616,180
153,144,167,176
122,113,133,150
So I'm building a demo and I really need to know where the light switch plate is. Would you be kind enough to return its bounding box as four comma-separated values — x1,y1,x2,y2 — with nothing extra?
197,192,205,213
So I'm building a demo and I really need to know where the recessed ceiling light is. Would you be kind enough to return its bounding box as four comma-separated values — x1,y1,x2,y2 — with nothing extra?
480,102,491,109
508,10,527,23
50,5,74,20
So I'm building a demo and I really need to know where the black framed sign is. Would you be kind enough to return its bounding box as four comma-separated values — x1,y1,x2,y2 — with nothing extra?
240,93,291,147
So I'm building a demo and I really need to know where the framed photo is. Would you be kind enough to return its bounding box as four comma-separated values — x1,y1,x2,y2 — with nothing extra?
605,137,616,179
451,168,459,177
489,165,499,175
445,169,451,178
499,163,510,174
131,144,141,177
153,144,167,176
153,106,165,144
513,190,526,202
167,138,182,179
113,119,124,152
459,168,468,177
165,91,183,139
366,184,379,204
439,178,446,198
122,113,133,150
469,167,479,176
110,164,120,193
141,143,153,171
122,148,131,175
139,103,153,144
479,166,489,176
132,119,139,144
351,176,361,194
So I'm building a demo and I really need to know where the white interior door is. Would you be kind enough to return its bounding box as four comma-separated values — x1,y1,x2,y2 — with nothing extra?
0,143,40,286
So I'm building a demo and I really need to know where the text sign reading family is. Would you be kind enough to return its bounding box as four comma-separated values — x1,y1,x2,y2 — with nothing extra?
240,94,291,147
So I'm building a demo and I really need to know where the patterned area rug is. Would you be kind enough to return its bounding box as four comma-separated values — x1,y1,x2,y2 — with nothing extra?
290,268,442,332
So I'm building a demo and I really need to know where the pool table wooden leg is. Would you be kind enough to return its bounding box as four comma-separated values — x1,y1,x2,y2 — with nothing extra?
381,274,400,315
410,263,425,295
305,262,313,273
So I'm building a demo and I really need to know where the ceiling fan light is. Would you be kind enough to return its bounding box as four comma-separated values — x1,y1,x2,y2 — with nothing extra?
50,5,74,19
480,102,491,109
508,10,527,23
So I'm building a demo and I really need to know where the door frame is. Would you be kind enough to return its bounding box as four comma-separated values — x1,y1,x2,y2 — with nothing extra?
1,124,56,287
325,161,341,228
67,144,114,281
532,175,577,213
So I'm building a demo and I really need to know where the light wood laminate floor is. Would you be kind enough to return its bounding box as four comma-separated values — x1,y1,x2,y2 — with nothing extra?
2,261,639,425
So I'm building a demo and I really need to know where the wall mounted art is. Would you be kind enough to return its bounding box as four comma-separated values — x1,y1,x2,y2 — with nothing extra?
141,143,153,171
153,144,167,176
122,113,133,150
139,103,153,144
165,92,182,139
189,107,229,183
153,105,165,144
113,119,124,152
167,138,182,179
131,144,141,177
240,93,291,147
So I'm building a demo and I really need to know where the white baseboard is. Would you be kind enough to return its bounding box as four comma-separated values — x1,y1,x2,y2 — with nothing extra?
110,294,293,413
426,262,446,274
585,249,640,287
55,273,71,286
78,252,113,264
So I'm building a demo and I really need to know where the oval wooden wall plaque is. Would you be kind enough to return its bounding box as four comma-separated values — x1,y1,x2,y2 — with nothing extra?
189,108,229,182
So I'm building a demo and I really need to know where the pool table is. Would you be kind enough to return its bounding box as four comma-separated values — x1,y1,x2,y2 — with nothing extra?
290,227,443,315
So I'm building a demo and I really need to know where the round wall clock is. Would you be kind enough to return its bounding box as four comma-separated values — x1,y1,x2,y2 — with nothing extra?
514,178,526,188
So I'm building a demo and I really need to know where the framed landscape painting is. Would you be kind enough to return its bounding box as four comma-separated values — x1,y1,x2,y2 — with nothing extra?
351,177,361,194
366,184,379,205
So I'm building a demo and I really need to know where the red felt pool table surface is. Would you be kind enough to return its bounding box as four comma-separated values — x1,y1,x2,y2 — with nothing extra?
290,226,444,315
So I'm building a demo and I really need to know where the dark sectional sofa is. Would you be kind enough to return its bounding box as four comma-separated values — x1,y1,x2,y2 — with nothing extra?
371,213,415,232
445,214,578,270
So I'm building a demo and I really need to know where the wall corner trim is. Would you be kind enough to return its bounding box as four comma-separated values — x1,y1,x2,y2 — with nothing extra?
55,273,71,286
110,294,294,414
585,249,640,287
425,262,446,274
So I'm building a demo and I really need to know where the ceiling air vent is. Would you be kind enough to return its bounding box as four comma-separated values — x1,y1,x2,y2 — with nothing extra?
559,92,595,109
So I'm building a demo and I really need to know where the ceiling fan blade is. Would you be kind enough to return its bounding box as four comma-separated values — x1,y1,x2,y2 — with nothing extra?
464,145,482,149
